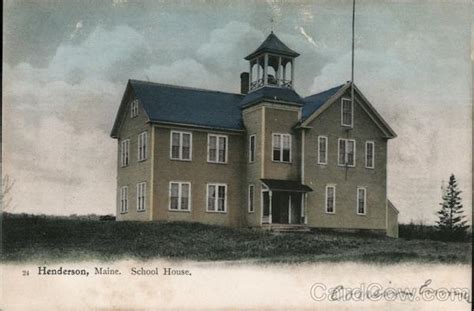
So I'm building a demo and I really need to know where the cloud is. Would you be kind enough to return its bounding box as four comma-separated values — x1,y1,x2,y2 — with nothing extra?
49,25,152,82
143,58,225,91
197,21,264,73
3,25,148,215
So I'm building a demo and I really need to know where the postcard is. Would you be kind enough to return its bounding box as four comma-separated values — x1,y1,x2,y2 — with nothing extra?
1,0,471,310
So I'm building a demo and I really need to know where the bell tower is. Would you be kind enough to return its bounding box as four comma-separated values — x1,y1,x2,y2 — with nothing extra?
245,32,300,92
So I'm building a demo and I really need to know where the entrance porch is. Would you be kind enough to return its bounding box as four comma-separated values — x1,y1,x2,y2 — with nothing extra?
260,179,313,225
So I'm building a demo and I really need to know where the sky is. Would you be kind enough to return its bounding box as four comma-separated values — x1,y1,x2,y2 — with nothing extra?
3,0,472,224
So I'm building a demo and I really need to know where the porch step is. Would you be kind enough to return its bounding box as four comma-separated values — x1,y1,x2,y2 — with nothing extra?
265,225,311,233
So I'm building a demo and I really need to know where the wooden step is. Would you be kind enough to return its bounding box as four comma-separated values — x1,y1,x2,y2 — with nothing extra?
265,225,311,233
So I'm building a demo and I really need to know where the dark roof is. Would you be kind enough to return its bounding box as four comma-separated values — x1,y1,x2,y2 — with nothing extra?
302,84,346,120
245,32,300,60
241,86,304,108
130,79,245,130
261,179,313,192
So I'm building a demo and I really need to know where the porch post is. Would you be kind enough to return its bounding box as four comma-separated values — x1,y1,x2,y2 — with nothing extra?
277,56,282,85
288,195,291,224
249,60,253,89
303,193,308,224
257,57,261,83
264,53,268,86
269,190,273,224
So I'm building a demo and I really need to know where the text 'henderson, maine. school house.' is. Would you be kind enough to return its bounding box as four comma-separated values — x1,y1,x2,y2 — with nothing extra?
110,32,400,237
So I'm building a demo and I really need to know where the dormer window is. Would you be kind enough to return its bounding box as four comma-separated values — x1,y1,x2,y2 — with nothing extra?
341,98,353,127
130,100,139,118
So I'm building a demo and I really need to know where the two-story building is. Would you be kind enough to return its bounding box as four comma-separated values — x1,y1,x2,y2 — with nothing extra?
110,32,399,237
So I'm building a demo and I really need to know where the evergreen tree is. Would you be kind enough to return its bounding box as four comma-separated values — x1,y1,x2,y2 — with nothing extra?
435,174,469,241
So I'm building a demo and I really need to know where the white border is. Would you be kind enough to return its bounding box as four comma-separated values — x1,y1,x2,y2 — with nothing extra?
170,130,193,161
365,141,375,169
357,186,367,215
317,135,328,165
248,184,255,213
325,184,336,214
271,133,292,163
137,131,148,162
120,186,128,214
341,97,354,127
136,181,146,212
120,139,130,167
206,183,228,213
207,134,228,164
249,134,256,163
168,181,192,212
337,138,356,167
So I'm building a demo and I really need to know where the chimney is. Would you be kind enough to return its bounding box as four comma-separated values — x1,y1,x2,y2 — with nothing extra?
240,72,249,94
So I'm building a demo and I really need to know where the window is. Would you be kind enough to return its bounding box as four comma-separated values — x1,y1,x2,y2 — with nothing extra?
207,184,227,212
121,139,130,167
130,100,139,118
170,131,192,161
136,182,146,211
138,131,147,161
120,186,128,213
341,98,353,127
325,185,336,214
169,182,191,211
248,184,255,213
365,141,375,169
338,138,356,167
208,134,228,163
357,187,366,215
318,136,328,165
272,133,291,162
249,135,256,163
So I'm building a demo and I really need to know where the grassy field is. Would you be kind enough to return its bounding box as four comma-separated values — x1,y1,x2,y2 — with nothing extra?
1,213,471,264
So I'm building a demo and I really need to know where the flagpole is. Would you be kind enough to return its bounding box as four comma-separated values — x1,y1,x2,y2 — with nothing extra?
346,0,355,182
351,0,355,106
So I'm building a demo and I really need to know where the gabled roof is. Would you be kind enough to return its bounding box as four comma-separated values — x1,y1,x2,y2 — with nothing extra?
241,86,304,109
110,80,245,138
299,82,397,138
302,84,346,120
245,32,300,60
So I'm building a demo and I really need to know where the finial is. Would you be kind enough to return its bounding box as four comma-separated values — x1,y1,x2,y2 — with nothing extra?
270,16,274,33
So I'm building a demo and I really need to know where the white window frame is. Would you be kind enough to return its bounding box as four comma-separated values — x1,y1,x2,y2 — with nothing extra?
341,98,353,127
325,184,336,214
317,135,328,165
272,133,292,163
249,134,256,163
248,184,255,213
170,131,192,161
130,100,139,118
121,139,130,167
168,181,191,212
206,183,228,213
136,182,146,212
138,131,148,162
120,186,128,213
207,134,228,164
357,187,367,215
365,141,375,169
337,138,356,167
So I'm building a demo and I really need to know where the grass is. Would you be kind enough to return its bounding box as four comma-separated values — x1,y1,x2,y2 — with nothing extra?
1,213,471,264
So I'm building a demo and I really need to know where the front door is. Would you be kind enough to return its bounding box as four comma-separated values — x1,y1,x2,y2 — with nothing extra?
272,192,289,224
289,194,302,224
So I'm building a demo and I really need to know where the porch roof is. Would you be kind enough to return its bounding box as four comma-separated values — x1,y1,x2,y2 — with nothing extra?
261,179,313,193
